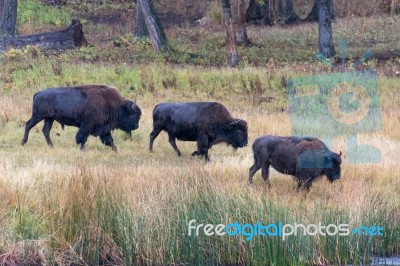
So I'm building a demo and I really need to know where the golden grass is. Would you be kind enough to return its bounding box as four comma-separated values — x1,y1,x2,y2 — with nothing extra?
0,62,399,264
1,1,399,261
1,92,399,196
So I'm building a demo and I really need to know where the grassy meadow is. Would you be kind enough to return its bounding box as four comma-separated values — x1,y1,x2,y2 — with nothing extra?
0,0,400,265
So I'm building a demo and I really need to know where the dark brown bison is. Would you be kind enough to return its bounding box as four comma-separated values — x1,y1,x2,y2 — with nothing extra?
248,135,342,190
149,102,248,161
22,85,141,151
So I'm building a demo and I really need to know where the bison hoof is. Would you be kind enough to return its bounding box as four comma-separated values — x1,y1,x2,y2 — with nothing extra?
21,140,26,146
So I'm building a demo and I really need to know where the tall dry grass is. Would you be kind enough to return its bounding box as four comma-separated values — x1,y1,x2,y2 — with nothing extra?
1,7,400,261
0,60,399,264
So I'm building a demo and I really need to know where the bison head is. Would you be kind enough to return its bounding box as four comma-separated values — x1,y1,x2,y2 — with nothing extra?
298,149,342,182
325,151,342,182
118,100,142,135
225,119,248,149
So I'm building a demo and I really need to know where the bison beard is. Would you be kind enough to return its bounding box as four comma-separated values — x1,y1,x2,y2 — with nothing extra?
22,85,141,151
248,135,342,191
149,102,248,162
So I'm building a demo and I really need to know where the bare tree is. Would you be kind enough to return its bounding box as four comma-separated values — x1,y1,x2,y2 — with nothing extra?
236,0,251,45
222,0,238,66
317,0,335,58
137,0,167,52
304,0,334,22
245,0,299,25
245,0,275,25
278,0,298,24
135,0,149,38
0,0,17,37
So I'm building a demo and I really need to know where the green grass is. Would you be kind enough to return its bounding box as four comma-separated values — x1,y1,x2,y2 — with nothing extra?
1,164,399,265
11,0,400,67
17,0,71,32
0,59,399,264
1,1,400,264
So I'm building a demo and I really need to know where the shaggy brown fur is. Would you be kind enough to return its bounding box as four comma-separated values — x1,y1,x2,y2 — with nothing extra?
22,85,141,151
249,135,342,191
149,102,248,161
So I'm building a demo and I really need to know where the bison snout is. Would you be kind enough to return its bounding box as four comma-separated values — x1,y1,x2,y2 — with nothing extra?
329,175,341,183
235,142,247,149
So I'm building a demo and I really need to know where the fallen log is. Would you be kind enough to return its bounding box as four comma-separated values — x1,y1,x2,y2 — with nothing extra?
0,19,87,53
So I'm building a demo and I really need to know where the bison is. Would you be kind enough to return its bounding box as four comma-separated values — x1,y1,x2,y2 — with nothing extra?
248,135,342,190
149,102,248,161
22,85,141,151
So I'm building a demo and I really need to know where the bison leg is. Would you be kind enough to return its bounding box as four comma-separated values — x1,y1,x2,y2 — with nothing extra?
197,133,211,162
168,132,181,156
203,150,210,162
248,164,261,185
75,127,89,150
296,178,313,192
42,118,54,147
191,150,201,156
248,153,261,184
22,116,43,145
100,132,117,152
295,168,313,192
149,127,162,152
261,162,272,188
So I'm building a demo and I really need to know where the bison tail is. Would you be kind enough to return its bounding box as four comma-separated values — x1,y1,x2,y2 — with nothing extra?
32,91,39,101
152,105,164,122
251,141,263,168
152,104,160,114
30,92,41,116
252,152,260,168
251,147,260,167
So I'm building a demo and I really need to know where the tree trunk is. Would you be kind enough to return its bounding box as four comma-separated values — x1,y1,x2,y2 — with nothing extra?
245,0,274,25
0,0,17,37
304,0,334,22
304,0,318,22
246,0,302,25
134,0,149,38
317,0,335,58
222,0,238,67
138,0,167,52
0,20,87,52
395,1,400,14
278,0,298,24
245,0,261,22
237,0,250,45
41,0,67,5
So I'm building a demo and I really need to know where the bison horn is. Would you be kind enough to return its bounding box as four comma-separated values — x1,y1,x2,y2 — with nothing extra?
132,100,136,110
231,119,245,127
339,151,342,156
